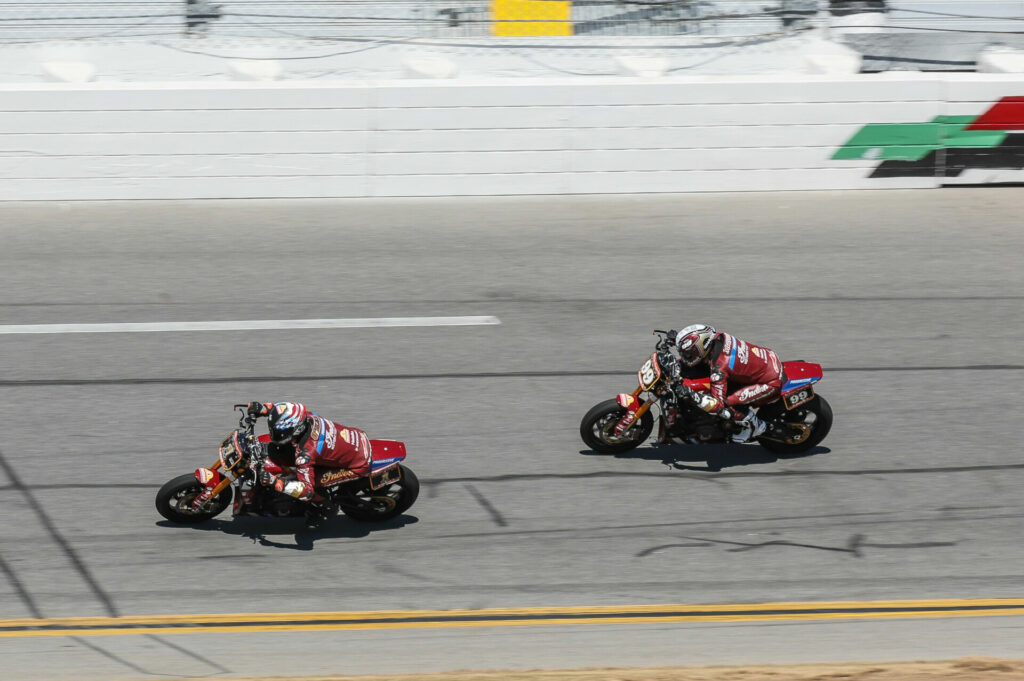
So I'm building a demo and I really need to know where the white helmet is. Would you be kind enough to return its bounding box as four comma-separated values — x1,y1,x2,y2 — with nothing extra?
675,324,717,366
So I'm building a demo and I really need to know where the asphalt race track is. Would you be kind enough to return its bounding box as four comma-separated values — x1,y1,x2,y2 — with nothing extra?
0,190,1022,680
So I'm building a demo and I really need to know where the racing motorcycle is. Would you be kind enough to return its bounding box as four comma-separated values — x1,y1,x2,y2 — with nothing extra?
580,330,832,455
156,405,419,524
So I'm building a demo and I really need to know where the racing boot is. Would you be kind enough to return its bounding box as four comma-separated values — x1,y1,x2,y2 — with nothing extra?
655,413,673,445
304,501,333,530
731,410,766,444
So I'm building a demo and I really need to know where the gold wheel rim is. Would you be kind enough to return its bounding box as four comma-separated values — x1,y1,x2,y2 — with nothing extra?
599,415,641,444
175,490,202,514
783,423,812,445
370,496,398,513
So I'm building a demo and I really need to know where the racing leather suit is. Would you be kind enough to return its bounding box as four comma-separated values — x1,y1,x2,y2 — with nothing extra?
264,415,372,502
700,332,785,419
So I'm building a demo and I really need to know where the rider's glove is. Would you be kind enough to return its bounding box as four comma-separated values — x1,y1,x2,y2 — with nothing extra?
259,470,307,499
247,401,269,418
696,394,719,413
666,330,678,345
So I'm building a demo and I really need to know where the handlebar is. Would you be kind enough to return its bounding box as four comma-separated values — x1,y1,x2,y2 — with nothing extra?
232,404,258,430
652,329,678,353
232,405,265,471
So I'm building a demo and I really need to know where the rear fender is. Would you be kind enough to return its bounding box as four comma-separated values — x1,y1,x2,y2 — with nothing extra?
369,439,407,472
781,361,823,395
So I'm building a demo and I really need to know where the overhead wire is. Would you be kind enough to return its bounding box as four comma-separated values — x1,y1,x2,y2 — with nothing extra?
1,2,1023,44
885,6,1024,21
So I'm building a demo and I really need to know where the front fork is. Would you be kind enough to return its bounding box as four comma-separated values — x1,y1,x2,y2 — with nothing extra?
190,460,233,511
613,387,654,435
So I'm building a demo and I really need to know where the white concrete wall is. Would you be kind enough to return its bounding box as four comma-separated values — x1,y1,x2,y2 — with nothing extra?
1,74,1023,200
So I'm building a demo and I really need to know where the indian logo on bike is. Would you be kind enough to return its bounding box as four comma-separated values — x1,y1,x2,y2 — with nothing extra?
320,468,357,486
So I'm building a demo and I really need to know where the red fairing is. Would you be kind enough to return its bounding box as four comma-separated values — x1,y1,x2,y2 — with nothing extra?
194,468,223,488
782,361,823,382
616,393,639,410
683,378,712,392
369,439,407,463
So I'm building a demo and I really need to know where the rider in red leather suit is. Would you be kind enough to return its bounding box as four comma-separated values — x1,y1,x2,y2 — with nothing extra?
246,401,372,526
675,325,785,442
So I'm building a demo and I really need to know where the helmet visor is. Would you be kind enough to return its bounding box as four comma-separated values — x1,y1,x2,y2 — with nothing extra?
679,344,704,366
270,426,295,444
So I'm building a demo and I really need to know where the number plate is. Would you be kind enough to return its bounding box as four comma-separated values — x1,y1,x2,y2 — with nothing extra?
783,385,814,410
637,354,662,391
369,464,401,490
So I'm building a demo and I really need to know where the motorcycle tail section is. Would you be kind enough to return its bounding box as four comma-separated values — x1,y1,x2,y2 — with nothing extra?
368,439,407,490
781,361,823,394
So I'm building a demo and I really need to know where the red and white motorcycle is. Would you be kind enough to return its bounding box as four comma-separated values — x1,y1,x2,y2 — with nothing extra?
156,405,419,524
580,330,833,455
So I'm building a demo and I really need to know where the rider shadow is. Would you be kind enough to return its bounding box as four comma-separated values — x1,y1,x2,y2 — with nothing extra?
579,444,829,472
155,514,419,551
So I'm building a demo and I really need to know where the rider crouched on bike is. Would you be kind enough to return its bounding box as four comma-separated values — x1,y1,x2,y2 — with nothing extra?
246,401,372,528
674,324,785,443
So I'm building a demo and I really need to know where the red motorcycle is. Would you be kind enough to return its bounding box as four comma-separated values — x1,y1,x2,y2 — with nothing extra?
156,405,419,524
580,330,833,455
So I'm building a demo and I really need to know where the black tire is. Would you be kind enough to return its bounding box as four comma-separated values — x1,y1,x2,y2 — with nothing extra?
580,398,654,454
340,465,419,522
758,394,833,455
155,473,233,524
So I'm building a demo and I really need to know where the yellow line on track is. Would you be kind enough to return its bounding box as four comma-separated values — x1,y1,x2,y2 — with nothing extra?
2,598,1023,638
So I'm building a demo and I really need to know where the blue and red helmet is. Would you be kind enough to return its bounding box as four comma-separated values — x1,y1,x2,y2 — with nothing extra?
267,402,309,444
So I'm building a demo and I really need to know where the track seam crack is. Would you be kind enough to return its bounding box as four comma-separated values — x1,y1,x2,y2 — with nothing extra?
0,445,120,617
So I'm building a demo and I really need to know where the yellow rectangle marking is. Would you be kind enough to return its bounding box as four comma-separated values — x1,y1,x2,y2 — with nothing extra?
492,0,572,36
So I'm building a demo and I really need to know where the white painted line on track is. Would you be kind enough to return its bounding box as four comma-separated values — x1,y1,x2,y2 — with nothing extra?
0,316,501,335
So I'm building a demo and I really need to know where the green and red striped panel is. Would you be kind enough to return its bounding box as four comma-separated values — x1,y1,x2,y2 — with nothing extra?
832,97,1024,162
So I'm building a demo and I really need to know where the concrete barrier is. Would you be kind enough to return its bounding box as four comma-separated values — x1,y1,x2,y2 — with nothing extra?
1,74,1023,200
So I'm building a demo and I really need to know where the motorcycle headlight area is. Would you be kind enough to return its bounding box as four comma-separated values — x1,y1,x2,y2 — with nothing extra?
218,433,243,473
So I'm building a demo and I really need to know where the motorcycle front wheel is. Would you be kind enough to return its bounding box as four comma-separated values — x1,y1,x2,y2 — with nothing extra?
579,398,654,454
757,395,833,455
155,473,233,523
339,465,419,522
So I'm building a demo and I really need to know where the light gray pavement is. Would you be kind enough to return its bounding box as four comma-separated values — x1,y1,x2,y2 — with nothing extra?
0,190,1022,679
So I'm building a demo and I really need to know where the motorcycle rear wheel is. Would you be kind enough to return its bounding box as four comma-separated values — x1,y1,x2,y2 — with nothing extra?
580,398,654,454
340,465,419,522
757,395,833,455
155,473,233,523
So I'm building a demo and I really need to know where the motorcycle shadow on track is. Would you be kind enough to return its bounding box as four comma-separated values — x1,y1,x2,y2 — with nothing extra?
155,514,419,551
579,444,829,473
